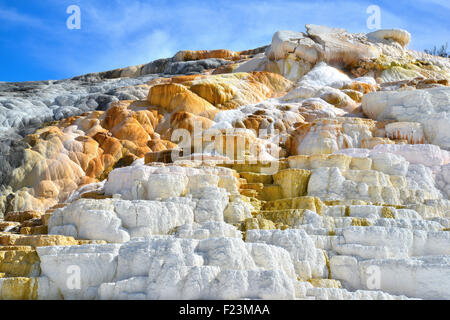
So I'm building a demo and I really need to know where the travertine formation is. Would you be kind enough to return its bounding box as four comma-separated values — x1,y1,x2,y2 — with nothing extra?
0,25,449,300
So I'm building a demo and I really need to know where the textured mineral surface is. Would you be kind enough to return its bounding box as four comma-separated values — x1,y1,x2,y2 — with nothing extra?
0,25,449,300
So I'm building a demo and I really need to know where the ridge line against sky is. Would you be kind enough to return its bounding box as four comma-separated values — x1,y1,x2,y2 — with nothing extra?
0,0,449,82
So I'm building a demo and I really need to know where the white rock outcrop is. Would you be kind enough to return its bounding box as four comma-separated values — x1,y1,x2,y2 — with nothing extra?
36,237,300,300
362,87,450,149
49,198,196,242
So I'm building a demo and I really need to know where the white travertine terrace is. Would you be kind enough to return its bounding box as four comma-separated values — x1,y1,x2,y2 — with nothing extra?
0,24,449,300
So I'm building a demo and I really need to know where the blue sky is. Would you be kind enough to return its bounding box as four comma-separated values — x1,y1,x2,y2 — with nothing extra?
0,0,448,82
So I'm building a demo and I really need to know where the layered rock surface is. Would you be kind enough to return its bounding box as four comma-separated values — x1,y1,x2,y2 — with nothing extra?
0,25,449,300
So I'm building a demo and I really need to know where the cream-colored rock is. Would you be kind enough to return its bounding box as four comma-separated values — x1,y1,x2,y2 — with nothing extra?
287,118,378,155
362,87,450,150
385,122,426,144
367,29,411,47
